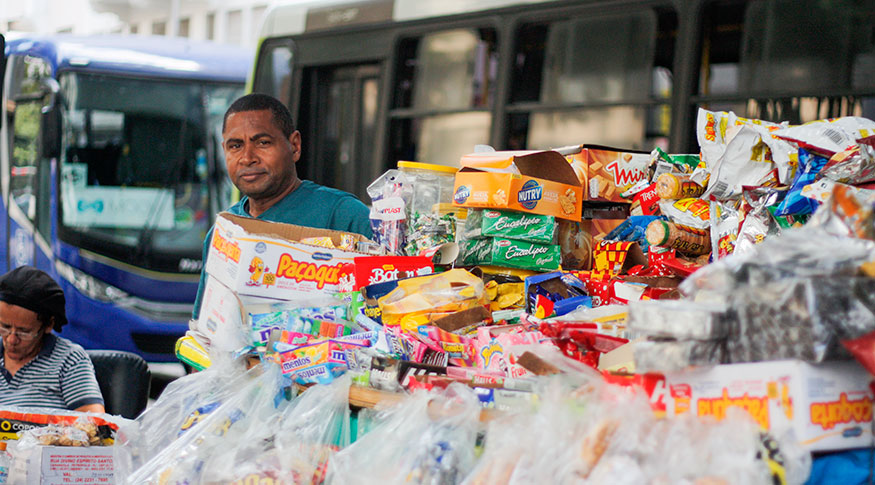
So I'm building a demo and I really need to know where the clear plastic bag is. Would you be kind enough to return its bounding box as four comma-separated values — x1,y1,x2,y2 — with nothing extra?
368,170,414,255
328,383,482,485
198,375,352,485
123,362,283,484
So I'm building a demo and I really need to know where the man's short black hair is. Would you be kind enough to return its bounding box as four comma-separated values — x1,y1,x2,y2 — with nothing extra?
223,93,296,138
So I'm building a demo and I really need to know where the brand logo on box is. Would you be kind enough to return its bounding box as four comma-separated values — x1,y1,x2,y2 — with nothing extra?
212,231,241,263
517,180,542,209
275,254,345,289
810,393,873,430
454,185,471,204
255,241,267,254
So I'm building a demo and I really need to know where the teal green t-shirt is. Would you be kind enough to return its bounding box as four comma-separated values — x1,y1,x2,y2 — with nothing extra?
192,180,371,320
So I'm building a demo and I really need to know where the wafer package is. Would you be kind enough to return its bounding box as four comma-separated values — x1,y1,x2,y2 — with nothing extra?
465,209,557,243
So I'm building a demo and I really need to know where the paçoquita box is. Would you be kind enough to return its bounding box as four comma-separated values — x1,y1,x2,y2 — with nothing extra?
205,213,367,300
452,149,583,221
666,359,874,452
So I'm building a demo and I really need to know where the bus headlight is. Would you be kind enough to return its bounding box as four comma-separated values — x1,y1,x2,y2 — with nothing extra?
55,260,132,305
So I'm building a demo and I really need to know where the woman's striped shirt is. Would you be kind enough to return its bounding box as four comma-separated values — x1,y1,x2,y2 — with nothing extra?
0,333,104,410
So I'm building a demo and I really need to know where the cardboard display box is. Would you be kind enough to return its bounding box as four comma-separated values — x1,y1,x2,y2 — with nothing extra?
452,149,583,221
667,360,875,452
205,212,367,300
568,145,651,202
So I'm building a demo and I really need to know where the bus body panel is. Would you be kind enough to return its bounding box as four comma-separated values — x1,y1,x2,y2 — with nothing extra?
1,35,250,362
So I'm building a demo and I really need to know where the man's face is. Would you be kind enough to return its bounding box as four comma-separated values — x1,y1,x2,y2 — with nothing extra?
223,109,302,201
0,301,45,361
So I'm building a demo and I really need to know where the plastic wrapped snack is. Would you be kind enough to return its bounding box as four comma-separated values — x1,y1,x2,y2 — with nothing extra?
368,170,413,255
627,300,729,341
634,339,726,373
328,384,482,485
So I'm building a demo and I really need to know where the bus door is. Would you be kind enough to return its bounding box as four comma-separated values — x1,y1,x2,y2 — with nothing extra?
2,51,56,273
300,64,381,201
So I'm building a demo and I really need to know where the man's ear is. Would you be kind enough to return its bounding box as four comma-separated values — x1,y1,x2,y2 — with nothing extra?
289,131,302,163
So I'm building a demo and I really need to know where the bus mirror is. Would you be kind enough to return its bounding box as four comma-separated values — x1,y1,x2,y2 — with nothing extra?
38,77,61,159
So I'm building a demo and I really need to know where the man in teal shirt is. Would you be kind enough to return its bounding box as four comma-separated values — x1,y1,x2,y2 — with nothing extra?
190,93,371,321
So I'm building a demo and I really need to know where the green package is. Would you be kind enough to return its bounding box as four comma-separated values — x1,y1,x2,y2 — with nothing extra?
465,209,556,243
463,237,561,271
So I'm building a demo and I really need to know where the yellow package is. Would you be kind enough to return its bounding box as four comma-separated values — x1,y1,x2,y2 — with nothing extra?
379,268,486,332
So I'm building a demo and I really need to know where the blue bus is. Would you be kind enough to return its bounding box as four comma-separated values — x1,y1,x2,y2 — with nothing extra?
1,34,250,362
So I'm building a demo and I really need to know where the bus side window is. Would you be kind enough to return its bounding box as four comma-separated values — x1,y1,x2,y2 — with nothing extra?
507,9,675,152
697,0,875,127
7,54,52,222
253,42,294,107
389,28,498,167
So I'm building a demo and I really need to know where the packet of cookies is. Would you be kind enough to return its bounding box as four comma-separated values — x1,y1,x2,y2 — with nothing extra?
568,145,650,202
466,209,556,243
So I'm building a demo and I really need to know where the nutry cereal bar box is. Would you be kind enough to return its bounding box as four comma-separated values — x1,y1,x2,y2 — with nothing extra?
568,145,650,202
453,149,583,221
206,212,368,299
667,360,874,452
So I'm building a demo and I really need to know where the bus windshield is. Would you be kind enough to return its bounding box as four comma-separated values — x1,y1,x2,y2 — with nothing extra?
57,72,242,272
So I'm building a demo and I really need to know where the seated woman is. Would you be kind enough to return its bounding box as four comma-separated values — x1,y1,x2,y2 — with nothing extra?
0,266,105,413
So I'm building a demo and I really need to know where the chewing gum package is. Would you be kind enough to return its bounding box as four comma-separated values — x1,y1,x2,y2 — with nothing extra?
463,237,561,271
465,209,556,243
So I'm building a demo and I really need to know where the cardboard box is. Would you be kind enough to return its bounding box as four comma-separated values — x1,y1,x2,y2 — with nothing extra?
8,445,117,485
568,145,650,202
667,360,875,452
452,150,583,221
195,275,283,353
206,213,366,299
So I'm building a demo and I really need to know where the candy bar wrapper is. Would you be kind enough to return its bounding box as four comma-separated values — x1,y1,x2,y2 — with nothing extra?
417,326,475,367
463,237,561,271
807,181,875,240
773,148,829,216
774,116,875,157
696,108,795,192
465,209,557,243
633,339,725,373
627,300,729,341
591,240,647,277
710,199,739,259
818,134,875,184
658,198,711,230
734,186,782,255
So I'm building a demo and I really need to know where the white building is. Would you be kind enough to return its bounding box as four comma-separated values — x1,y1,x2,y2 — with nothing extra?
0,0,277,48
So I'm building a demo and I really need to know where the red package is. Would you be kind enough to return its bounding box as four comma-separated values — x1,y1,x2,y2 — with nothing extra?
633,183,661,215
352,256,433,290
842,331,875,376
602,372,668,415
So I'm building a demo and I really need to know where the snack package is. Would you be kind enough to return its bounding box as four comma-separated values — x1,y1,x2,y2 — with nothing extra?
656,172,706,199
367,170,413,255
773,148,829,216
465,209,557,244
774,117,875,157
817,135,875,184
378,269,487,331
658,198,711,230
709,199,739,259
463,237,561,272
696,108,795,194
735,186,782,255
645,220,711,256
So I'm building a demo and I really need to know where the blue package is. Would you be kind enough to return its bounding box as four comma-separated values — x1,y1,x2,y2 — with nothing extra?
774,148,828,216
